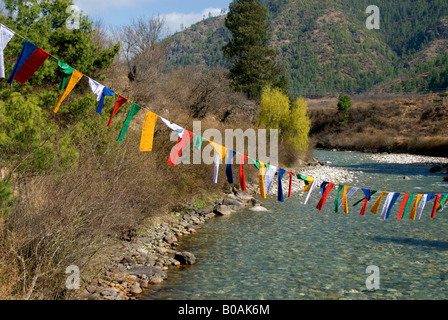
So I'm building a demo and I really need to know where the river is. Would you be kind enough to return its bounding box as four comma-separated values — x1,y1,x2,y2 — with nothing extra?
144,150,448,300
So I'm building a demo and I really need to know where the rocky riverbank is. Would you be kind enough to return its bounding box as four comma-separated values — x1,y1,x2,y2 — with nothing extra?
76,161,357,300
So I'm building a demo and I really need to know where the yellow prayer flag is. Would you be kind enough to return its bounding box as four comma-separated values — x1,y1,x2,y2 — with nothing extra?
409,194,423,220
342,186,350,214
209,141,226,160
140,111,158,152
54,70,83,113
259,162,267,199
302,178,314,192
370,191,388,215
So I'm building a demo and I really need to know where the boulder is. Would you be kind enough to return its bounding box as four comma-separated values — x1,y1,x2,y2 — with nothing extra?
247,198,262,207
127,266,167,280
248,206,268,212
235,191,253,201
130,283,142,295
222,198,243,207
174,252,196,265
430,165,443,173
214,205,233,216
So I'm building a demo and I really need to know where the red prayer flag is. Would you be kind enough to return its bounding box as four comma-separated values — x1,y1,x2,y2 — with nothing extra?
13,47,50,85
108,95,128,127
167,130,193,166
239,154,248,191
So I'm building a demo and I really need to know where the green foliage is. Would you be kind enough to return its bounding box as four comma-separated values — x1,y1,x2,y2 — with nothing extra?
223,0,287,99
259,86,310,152
338,95,352,113
0,0,120,86
165,0,448,96
0,177,15,217
259,86,290,130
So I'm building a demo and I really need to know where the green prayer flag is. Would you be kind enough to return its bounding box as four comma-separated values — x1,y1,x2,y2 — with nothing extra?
117,103,142,142
58,60,75,91
252,159,260,170
334,185,344,213
193,135,203,150
401,193,415,219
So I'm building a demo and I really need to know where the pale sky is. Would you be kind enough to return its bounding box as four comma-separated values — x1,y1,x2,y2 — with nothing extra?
73,0,232,34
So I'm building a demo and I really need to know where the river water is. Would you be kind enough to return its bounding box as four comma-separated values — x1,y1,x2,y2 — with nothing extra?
144,150,448,300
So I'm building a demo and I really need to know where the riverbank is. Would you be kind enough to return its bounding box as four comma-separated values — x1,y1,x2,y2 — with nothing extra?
76,162,358,300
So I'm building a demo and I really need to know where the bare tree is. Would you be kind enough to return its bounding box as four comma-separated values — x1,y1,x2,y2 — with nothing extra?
120,15,168,85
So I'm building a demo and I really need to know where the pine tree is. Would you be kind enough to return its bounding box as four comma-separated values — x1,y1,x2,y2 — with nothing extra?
223,0,287,99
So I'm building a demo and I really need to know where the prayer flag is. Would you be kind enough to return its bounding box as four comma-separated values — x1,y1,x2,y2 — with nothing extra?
108,95,128,127
264,165,277,195
278,169,286,202
409,194,423,220
370,191,388,215
239,154,248,191
140,111,158,152
167,130,193,166
58,60,74,90
0,24,15,78
53,70,83,113
7,40,50,85
316,182,335,211
117,103,142,142
226,150,237,184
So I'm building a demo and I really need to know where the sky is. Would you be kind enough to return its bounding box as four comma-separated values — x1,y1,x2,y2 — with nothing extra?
73,0,233,34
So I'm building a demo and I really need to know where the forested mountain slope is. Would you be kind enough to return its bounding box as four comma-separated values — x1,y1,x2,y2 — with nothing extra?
164,0,448,97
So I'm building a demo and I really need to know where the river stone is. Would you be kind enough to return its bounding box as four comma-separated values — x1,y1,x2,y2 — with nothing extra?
430,166,443,173
130,282,142,295
127,266,167,280
100,288,120,299
214,205,233,216
248,198,262,207
174,252,196,265
249,206,268,212
222,198,243,207
235,191,253,201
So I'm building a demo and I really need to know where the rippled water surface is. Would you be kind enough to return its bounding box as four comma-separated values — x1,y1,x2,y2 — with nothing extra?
144,150,448,300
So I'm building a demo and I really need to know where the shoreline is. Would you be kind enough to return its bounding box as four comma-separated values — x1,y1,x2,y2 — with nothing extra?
75,161,358,300
75,150,447,300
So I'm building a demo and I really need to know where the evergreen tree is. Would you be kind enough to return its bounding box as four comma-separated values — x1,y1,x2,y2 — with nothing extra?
223,0,287,99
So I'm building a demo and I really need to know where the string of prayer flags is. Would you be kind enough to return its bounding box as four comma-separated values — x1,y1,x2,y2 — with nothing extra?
140,111,158,152
226,150,237,184
167,130,193,166
239,154,248,191
338,187,359,214
54,70,83,113
0,24,14,78
278,169,286,202
88,78,115,114
7,40,50,85
58,60,75,90
316,182,335,211
117,102,142,142
108,95,128,127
